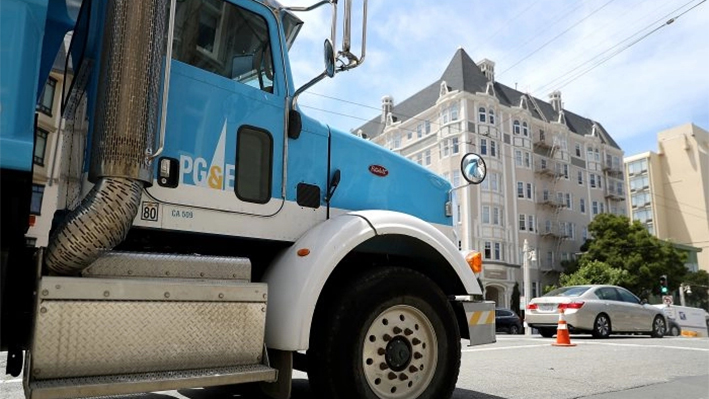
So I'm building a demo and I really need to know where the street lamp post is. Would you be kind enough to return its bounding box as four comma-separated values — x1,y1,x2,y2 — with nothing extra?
523,239,531,336
679,283,692,307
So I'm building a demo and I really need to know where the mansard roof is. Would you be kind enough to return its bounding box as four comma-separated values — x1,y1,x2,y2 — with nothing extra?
355,48,619,149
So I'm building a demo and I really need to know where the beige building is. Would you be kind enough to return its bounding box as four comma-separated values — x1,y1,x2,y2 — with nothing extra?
624,123,709,272
26,40,84,247
357,49,626,307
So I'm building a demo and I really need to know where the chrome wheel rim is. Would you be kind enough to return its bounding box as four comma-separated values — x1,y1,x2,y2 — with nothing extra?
654,318,666,336
362,305,438,399
596,316,610,336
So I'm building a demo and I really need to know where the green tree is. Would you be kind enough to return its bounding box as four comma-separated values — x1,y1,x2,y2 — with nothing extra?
575,213,688,298
682,270,709,311
511,282,521,317
559,260,628,287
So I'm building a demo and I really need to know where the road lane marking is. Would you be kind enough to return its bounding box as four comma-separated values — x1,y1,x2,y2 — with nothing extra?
580,341,709,352
463,344,551,352
464,341,709,353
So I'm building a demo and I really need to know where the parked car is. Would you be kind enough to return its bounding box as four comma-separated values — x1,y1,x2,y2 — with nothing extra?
495,308,523,334
525,285,667,339
667,319,682,336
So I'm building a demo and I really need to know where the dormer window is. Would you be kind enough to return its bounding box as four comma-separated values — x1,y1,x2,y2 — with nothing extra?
489,109,495,124
386,113,394,126
557,110,566,125
478,107,486,123
519,96,528,110
513,120,520,135
440,81,449,97
485,81,495,96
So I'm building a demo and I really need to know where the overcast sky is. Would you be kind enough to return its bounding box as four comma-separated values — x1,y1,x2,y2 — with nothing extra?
286,0,708,157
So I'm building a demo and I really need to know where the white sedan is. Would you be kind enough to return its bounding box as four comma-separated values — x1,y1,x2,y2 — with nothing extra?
525,285,667,338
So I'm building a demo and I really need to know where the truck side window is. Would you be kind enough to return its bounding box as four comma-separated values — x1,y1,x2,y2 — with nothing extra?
171,0,275,92
236,126,273,203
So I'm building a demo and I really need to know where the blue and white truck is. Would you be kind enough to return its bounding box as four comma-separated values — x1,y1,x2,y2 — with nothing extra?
0,1,494,398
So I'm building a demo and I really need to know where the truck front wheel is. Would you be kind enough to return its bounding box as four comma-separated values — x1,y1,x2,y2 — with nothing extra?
307,267,460,399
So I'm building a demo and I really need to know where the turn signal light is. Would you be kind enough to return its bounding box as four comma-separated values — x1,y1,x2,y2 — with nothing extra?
465,251,482,274
559,301,585,310
526,303,538,310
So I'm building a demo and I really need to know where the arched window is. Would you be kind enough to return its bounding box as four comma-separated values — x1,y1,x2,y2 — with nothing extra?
478,107,486,123
513,120,520,135
489,109,495,124
522,121,528,137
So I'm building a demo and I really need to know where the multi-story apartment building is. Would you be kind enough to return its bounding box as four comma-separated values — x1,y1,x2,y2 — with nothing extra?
356,49,626,306
26,40,79,247
624,123,709,272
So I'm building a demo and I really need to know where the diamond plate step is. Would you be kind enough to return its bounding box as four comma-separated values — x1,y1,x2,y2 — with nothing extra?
82,251,251,281
27,364,277,399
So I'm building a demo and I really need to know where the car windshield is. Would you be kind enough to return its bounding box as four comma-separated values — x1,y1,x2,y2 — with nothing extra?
543,286,591,297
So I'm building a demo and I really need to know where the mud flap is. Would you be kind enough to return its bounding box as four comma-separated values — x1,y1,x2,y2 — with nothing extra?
462,300,496,346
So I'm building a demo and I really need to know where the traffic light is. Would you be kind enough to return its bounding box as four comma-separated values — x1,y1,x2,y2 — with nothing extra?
660,275,668,294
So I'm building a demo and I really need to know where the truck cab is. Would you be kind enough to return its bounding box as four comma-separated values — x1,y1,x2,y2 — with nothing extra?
1,1,494,398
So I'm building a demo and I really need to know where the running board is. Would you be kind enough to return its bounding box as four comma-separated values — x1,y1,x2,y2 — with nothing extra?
27,364,277,399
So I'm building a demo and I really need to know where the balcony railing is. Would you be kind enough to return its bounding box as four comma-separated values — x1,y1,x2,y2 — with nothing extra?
536,194,565,208
604,187,626,200
534,161,562,178
539,225,568,239
533,137,558,151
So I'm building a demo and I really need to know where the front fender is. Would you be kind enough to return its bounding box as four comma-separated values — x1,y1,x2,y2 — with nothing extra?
262,210,481,351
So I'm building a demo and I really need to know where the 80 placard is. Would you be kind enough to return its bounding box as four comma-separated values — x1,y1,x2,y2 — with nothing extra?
141,202,159,222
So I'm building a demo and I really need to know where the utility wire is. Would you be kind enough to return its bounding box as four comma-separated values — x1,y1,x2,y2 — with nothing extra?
468,0,542,57
533,0,706,94
527,0,674,91
495,2,587,66
498,0,617,78
302,96,709,219
301,1,702,129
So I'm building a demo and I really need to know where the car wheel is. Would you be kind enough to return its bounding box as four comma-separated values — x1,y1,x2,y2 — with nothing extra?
307,267,461,399
539,328,555,338
669,325,680,336
592,313,611,339
651,316,666,338
509,325,519,335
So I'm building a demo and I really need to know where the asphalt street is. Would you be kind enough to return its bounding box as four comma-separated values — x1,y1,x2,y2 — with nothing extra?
2,334,707,399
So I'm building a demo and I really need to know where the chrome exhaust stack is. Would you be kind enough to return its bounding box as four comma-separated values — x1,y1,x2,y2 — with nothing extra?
46,0,168,275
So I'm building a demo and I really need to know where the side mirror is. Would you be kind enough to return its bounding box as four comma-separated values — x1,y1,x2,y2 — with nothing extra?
641,299,648,305
231,54,254,80
461,153,487,185
324,39,335,78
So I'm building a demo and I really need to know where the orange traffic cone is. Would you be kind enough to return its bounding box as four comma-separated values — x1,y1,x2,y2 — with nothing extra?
551,308,576,347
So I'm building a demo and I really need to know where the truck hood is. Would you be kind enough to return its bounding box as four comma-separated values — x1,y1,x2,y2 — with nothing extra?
327,126,452,227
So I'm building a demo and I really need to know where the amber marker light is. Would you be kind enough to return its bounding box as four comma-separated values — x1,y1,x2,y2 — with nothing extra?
465,251,482,274
297,248,311,257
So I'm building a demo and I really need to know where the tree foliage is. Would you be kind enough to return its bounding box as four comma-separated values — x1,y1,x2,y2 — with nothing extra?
511,282,521,317
559,260,628,287
566,213,688,298
682,270,709,310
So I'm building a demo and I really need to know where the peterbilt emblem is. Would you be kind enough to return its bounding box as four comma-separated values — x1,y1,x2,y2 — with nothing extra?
369,165,388,177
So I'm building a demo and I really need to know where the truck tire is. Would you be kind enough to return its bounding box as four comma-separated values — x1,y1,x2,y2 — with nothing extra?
307,267,460,399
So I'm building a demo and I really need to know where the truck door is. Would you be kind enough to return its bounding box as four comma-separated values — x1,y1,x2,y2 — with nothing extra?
145,0,286,217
